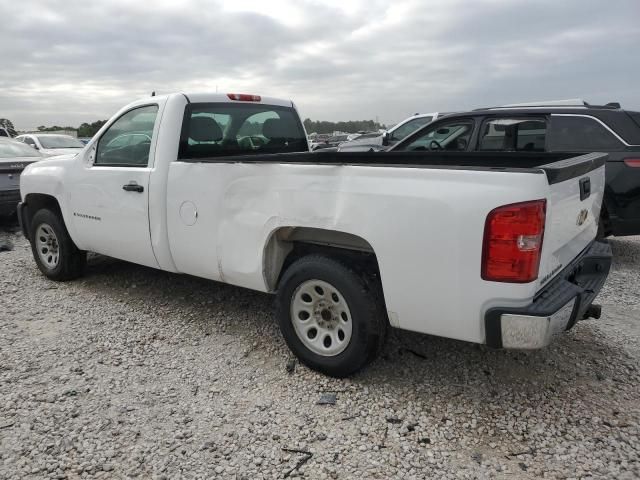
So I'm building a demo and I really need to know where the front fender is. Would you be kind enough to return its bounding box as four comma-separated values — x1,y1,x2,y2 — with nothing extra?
20,155,79,241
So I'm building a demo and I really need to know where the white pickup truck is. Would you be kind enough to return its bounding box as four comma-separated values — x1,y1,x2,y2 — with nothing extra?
18,92,612,377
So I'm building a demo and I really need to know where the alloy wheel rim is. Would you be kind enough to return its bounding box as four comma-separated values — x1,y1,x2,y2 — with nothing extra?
35,223,60,269
290,279,353,356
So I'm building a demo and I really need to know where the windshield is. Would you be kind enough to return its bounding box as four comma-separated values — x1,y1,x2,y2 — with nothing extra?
37,135,84,149
0,140,41,158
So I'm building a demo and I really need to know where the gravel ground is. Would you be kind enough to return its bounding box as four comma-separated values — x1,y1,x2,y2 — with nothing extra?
1,223,639,479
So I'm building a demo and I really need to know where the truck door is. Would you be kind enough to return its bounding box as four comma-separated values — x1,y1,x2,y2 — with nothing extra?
68,103,161,268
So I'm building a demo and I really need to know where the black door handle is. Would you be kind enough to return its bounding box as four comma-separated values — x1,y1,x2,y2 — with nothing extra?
122,182,144,193
579,177,591,201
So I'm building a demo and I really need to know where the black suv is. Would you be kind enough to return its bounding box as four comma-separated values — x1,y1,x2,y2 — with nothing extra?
390,100,640,237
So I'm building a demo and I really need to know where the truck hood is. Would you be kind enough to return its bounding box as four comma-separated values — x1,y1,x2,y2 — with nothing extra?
21,152,77,177
40,148,83,157
44,153,80,162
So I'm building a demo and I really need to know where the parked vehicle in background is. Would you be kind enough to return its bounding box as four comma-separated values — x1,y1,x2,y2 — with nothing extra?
338,113,443,152
78,137,92,145
15,134,85,157
311,134,351,151
0,138,43,216
18,92,611,377
309,134,351,151
309,134,330,150
390,99,640,237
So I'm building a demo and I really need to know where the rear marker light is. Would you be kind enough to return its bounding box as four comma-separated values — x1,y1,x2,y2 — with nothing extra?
482,200,546,283
624,158,640,168
227,93,261,102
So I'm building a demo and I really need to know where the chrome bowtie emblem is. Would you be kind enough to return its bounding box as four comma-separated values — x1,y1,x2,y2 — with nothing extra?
576,209,589,226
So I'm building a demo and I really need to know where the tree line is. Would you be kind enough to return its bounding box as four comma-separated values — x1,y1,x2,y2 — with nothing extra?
0,117,108,138
2,116,386,139
36,120,108,138
303,118,385,134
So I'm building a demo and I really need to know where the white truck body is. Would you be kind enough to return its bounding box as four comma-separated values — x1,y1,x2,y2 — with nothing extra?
19,92,612,376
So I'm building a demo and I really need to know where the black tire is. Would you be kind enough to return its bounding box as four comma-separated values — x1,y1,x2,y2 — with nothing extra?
29,208,86,281
596,207,612,240
276,254,388,377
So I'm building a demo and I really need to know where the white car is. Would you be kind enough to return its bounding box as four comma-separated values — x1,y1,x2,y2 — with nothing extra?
338,113,443,152
18,92,612,377
15,134,85,157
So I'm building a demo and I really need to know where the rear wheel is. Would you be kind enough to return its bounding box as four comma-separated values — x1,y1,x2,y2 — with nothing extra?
276,254,388,377
30,209,86,281
597,206,612,239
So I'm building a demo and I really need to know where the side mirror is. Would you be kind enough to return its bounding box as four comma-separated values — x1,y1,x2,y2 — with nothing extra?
382,132,390,146
31,144,39,150
87,146,96,164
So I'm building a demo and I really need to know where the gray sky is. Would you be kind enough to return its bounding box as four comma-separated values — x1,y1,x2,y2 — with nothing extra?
2,0,639,129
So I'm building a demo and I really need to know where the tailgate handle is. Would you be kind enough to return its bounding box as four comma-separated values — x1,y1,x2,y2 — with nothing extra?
579,177,591,201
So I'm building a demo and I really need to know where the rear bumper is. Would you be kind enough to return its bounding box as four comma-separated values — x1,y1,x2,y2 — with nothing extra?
0,190,21,216
485,240,612,349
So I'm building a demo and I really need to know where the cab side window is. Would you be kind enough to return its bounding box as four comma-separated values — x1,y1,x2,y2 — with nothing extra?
478,118,546,152
95,105,158,166
396,120,473,152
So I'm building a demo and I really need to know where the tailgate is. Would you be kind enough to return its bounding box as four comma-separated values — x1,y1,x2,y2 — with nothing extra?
536,152,607,290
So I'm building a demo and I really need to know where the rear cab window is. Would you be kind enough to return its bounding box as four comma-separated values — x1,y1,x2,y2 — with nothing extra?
478,117,546,152
179,103,308,159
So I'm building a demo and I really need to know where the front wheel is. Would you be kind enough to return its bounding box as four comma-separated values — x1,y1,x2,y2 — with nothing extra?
276,254,388,377
30,208,86,281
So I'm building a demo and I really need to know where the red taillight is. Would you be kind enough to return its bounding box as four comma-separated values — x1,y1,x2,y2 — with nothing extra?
481,200,546,283
624,158,640,167
227,93,261,102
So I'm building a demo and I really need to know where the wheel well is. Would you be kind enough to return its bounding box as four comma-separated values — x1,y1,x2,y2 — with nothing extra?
263,227,381,292
24,194,62,233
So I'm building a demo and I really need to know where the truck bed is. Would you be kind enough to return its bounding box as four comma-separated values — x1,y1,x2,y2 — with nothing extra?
178,151,607,185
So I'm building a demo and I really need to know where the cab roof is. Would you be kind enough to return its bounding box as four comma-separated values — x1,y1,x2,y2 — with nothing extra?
132,92,294,108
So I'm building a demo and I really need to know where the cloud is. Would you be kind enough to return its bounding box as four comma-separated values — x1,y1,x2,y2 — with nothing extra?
1,0,638,129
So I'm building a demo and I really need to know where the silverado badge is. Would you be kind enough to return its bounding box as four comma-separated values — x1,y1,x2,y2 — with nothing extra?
576,209,589,226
